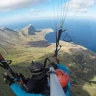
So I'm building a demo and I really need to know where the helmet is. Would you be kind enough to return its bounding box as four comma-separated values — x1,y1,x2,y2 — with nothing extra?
0,54,4,61
55,69,69,88
29,61,45,74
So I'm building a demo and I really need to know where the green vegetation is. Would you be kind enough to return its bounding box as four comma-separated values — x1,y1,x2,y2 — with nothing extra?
0,43,96,96
0,26,96,96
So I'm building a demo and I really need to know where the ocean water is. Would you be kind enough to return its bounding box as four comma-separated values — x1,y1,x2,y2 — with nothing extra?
1,18,96,52
45,18,96,52
3,19,55,30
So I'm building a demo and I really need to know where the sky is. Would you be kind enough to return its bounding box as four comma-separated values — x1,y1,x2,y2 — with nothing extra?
0,0,96,25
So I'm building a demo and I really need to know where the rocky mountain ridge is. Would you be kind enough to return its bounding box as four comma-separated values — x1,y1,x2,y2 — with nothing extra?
0,24,53,46
20,24,36,36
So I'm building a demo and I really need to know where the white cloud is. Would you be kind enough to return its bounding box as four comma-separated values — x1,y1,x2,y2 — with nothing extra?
0,0,45,12
79,8,88,13
30,9,42,13
63,0,94,13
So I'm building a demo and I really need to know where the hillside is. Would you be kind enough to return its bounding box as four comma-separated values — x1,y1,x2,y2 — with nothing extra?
0,25,96,96
0,27,20,46
0,24,53,47
0,41,96,96
20,24,36,35
18,24,54,42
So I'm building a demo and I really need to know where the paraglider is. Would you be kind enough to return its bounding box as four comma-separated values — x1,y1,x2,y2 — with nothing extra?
0,28,72,96
0,0,76,96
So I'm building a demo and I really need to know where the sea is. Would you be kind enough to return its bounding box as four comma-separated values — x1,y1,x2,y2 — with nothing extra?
1,18,96,52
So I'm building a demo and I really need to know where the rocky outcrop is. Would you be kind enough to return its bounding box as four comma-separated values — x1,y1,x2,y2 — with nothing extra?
20,24,36,36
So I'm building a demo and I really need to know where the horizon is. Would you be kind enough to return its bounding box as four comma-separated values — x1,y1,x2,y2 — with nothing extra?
0,17,96,31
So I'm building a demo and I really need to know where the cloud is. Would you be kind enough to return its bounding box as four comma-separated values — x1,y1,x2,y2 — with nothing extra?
0,0,45,12
79,8,88,13
30,9,42,13
63,0,94,13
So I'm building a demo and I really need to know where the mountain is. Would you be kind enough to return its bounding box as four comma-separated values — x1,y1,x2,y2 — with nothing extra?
0,25,53,47
1,27,16,32
20,24,36,36
18,24,38,41
0,27,20,46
